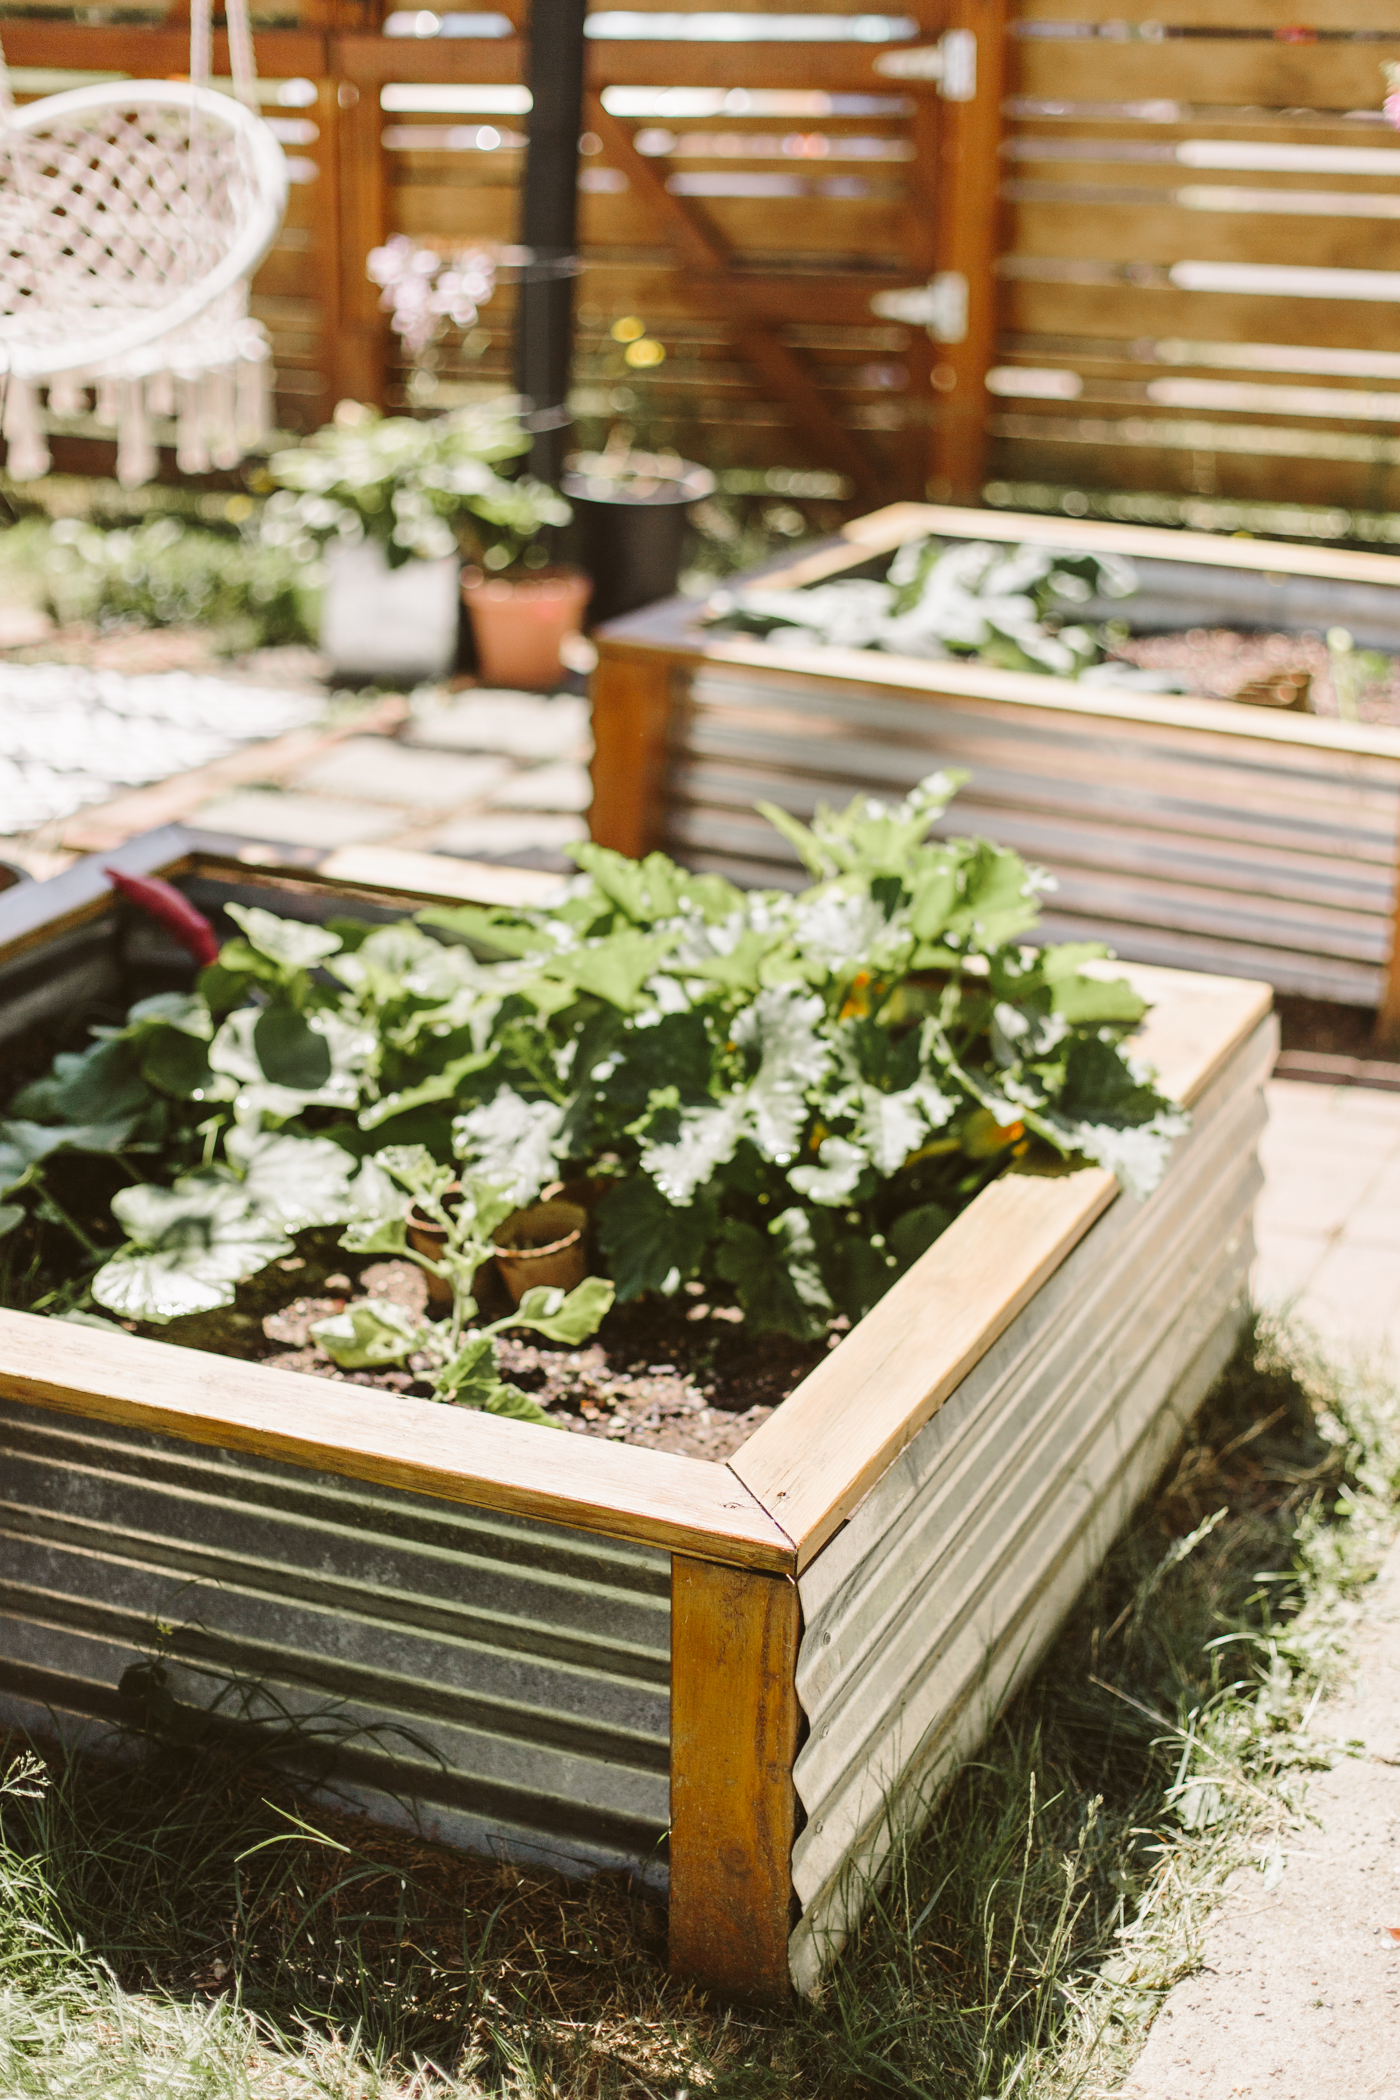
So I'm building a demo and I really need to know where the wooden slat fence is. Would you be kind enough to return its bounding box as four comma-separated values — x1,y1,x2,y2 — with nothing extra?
4,2,1400,518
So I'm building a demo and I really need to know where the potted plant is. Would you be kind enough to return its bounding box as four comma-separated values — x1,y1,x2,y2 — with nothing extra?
563,434,714,626
456,472,588,693
264,398,573,688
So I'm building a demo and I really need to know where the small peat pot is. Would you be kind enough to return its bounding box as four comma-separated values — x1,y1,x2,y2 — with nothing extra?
462,566,591,690
493,1199,589,1305
590,500,1400,1012
563,452,714,626
0,826,1272,2001
319,539,461,687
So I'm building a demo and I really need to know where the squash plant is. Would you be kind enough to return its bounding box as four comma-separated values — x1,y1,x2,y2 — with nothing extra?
707,536,1139,677
0,774,1185,1394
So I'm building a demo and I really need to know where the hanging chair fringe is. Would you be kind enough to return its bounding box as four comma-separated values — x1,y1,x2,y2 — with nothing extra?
4,377,49,481
0,0,284,489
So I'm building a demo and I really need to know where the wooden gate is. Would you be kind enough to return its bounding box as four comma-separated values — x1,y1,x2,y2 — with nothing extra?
4,2,1400,522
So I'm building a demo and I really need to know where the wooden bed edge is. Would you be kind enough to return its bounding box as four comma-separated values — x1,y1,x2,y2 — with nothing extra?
729,974,1275,1571
0,831,563,974
0,1308,797,1573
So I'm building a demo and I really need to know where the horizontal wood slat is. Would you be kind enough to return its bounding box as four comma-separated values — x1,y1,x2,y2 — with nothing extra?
1011,40,1400,107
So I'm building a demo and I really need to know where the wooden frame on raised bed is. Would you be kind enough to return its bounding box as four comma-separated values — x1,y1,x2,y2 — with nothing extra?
590,499,1400,1030
0,826,1272,2001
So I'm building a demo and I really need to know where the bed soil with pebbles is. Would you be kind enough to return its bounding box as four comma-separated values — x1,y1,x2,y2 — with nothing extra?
1109,628,1400,723
126,1230,833,1462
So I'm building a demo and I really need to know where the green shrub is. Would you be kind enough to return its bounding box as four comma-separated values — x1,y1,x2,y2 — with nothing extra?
38,515,315,649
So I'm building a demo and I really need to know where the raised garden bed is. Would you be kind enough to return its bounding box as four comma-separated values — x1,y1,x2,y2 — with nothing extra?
0,822,1272,2000
590,500,1400,1016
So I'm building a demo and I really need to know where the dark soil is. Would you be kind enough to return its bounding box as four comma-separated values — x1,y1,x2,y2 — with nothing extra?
1110,627,1400,724
138,1232,833,1461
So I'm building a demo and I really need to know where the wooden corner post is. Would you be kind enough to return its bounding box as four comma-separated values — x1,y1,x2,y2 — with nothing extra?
669,1556,802,2002
587,650,677,860
927,0,1008,505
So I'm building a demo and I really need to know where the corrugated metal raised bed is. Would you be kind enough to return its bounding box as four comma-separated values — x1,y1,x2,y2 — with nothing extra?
0,826,1272,1999
590,500,1400,1012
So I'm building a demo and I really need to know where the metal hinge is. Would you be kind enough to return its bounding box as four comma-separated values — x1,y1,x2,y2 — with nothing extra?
873,28,977,101
869,272,969,344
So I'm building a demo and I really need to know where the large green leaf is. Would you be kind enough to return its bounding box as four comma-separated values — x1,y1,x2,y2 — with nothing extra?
1049,972,1147,1026
93,1180,292,1322
11,1037,152,1128
226,904,342,973
0,1202,24,1239
433,1330,556,1425
715,1209,833,1341
567,843,684,925
310,1297,420,1368
544,930,676,1012
224,1129,362,1231
597,1176,718,1300
506,1275,614,1345
253,1005,334,1090
0,1117,137,1193
139,1026,218,1100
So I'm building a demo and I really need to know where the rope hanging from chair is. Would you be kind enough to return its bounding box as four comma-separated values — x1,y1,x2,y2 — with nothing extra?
0,0,287,487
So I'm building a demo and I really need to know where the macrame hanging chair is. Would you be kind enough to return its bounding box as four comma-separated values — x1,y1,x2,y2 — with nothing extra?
0,0,288,487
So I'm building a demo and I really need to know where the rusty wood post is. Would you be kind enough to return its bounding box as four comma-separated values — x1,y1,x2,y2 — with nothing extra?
1375,870,1400,1051
331,59,389,409
927,0,1008,505
669,1556,801,2003
588,649,676,859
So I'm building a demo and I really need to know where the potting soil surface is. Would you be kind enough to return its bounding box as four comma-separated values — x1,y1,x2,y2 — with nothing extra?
1109,628,1400,722
137,1235,833,1461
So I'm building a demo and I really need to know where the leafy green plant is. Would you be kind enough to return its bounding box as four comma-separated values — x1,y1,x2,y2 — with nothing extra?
318,1143,613,1423
708,534,1139,677
1,776,1184,1367
264,399,570,572
37,514,313,648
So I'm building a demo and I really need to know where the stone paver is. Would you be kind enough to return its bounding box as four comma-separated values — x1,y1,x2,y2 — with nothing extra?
1121,1074,1400,2100
1121,1530,1400,2100
287,738,512,809
487,759,593,813
182,688,592,869
430,810,587,860
404,691,591,762
1253,1079,1400,1356
190,789,404,849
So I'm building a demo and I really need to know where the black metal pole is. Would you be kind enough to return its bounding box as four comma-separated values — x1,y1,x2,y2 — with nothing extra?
516,0,588,487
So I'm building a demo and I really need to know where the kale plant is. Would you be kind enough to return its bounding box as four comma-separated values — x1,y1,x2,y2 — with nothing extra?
0,776,1185,1365
708,535,1138,677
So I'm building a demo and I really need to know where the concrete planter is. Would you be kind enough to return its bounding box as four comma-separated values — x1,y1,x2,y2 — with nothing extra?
319,540,460,687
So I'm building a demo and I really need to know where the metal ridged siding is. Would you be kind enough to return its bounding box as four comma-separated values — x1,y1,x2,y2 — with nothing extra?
788,1017,1275,1993
665,664,1398,1006
0,1411,672,1883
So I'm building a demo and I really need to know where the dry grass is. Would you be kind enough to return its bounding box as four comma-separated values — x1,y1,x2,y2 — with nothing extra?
2,1312,1397,2099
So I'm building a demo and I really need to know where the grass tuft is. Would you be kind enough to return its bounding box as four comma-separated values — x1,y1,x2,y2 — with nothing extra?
1,1312,1397,2098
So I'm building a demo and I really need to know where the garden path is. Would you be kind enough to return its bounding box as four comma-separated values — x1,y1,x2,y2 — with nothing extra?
1117,1077,1400,2100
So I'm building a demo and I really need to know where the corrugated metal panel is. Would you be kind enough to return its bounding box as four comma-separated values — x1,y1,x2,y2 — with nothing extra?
0,1409,672,1884
664,664,1399,1005
788,1016,1274,1993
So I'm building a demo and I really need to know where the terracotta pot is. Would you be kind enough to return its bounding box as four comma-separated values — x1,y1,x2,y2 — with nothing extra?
462,565,592,690
406,1192,458,1313
493,1199,589,1307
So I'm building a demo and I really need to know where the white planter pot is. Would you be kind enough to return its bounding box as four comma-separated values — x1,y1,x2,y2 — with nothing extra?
319,540,460,686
